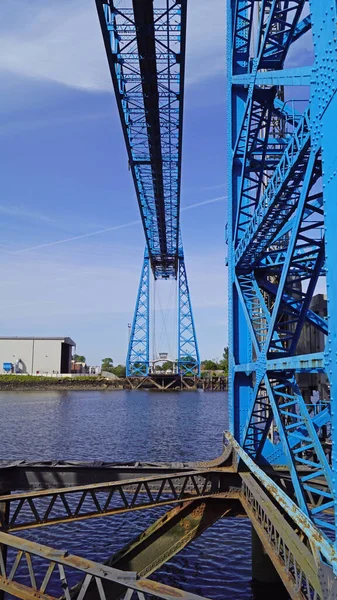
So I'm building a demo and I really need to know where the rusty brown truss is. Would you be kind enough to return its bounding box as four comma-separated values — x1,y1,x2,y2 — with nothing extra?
0,529,211,600
0,436,336,600
0,470,239,531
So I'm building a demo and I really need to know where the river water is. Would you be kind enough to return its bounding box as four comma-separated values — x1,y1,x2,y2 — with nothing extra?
1,389,255,599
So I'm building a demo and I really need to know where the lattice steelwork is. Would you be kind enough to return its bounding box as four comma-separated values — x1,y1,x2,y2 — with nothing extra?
127,248,200,376
227,0,337,561
126,251,150,376
6,3,337,600
96,0,186,278
178,254,200,376
96,0,199,376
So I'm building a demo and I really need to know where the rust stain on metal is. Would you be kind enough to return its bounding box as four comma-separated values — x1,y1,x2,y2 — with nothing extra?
191,503,206,519
138,579,184,597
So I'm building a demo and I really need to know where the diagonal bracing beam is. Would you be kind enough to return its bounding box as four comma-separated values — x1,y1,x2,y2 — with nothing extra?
0,470,239,532
0,530,212,600
71,498,239,600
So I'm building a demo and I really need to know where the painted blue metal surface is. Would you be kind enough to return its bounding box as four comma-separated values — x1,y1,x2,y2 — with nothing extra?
126,251,150,377
228,0,337,548
126,247,200,377
178,253,200,377
96,0,200,376
95,0,186,279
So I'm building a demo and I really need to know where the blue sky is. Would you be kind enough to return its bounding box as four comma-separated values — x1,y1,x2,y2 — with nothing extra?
0,0,228,365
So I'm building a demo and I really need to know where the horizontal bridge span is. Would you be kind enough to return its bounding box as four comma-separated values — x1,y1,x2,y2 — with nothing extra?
0,470,241,532
0,451,334,600
0,529,212,600
95,0,187,278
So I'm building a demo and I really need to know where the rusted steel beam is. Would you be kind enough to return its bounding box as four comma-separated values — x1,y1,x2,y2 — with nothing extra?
110,498,243,576
71,498,242,600
0,490,9,600
0,450,232,492
241,473,323,599
0,530,211,600
0,471,241,532
226,432,337,572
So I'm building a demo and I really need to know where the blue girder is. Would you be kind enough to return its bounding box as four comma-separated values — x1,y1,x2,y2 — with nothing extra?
228,0,337,551
96,1,200,375
96,0,186,279
126,247,200,377
126,251,150,376
178,253,200,376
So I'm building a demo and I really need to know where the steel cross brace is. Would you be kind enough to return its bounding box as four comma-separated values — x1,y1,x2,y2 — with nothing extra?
178,255,200,376
0,470,235,532
95,0,187,278
126,249,200,376
228,0,337,556
1,448,337,600
0,529,212,600
127,251,150,377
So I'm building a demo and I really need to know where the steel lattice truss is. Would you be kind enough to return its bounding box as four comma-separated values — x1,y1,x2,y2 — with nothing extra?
6,2,337,599
0,530,210,600
178,256,200,376
0,471,224,531
126,251,150,376
228,0,337,557
96,0,199,376
96,0,186,279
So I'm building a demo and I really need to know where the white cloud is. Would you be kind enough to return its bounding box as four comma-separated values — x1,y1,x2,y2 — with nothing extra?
0,0,226,92
0,1,111,91
0,245,226,320
0,204,52,223
185,1,226,84
6,195,224,255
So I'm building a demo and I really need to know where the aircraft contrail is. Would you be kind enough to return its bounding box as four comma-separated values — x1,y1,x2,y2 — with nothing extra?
181,195,226,211
10,220,141,254
11,195,226,254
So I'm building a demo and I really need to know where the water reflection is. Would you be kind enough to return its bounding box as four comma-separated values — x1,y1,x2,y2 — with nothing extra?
0,390,287,598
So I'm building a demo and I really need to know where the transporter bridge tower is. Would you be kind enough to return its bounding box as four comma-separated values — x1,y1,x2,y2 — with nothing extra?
96,0,200,378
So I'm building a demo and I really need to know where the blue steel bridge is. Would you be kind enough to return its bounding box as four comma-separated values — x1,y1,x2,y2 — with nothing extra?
96,0,199,378
0,1,337,599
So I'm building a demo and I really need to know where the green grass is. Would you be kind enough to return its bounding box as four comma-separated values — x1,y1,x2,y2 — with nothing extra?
0,375,113,387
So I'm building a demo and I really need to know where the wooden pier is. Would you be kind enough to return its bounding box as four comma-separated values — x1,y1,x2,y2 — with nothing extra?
201,376,227,391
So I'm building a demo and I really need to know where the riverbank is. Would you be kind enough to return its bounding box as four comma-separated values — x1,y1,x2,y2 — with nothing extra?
0,374,228,391
0,375,124,391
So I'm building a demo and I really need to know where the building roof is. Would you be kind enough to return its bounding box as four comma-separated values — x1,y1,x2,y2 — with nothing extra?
0,337,76,346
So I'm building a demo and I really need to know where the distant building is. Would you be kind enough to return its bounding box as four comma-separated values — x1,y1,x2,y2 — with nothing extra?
71,361,88,374
90,366,101,375
0,337,76,375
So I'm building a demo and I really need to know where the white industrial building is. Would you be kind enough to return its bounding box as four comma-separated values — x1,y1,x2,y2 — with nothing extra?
0,337,76,375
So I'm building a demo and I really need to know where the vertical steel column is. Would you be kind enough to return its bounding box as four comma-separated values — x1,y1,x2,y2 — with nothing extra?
126,251,150,376
228,0,337,545
309,0,337,542
227,0,253,440
178,255,200,376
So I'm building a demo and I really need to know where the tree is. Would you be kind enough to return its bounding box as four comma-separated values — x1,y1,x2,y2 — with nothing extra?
161,361,174,372
201,359,218,371
101,357,114,372
112,364,126,378
73,354,86,363
179,355,198,375
131,362,147,375
218,347,229,375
